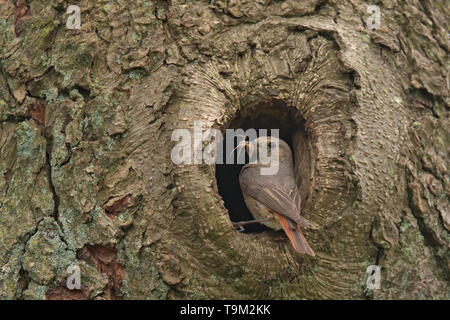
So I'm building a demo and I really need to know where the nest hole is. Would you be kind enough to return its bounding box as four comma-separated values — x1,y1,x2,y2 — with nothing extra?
215,99,310,233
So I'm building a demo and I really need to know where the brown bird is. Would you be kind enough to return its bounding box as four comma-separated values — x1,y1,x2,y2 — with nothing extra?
234,136,315,256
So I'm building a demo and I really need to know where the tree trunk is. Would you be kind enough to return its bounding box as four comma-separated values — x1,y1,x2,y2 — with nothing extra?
0,0,448,299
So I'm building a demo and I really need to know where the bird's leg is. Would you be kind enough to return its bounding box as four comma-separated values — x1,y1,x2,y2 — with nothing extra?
232,217,271,231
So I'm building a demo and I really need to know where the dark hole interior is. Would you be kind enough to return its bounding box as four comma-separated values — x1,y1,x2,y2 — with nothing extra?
215,100,307,233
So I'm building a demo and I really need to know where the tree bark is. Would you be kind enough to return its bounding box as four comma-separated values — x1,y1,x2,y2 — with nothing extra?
0,0,448,299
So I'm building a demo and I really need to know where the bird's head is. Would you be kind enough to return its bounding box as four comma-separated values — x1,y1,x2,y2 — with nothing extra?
233,136,293,175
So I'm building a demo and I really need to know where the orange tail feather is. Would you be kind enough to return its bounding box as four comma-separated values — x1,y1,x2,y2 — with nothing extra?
274,213,315,256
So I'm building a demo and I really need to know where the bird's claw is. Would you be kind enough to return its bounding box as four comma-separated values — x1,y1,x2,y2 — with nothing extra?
231,222,245,232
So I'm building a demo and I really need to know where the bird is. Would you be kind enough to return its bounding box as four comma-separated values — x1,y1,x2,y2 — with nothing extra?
233,136,315,256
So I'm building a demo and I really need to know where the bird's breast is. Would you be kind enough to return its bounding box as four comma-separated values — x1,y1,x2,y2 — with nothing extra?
242,193,282,230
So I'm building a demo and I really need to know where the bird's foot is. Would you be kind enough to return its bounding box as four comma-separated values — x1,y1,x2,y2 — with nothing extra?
232,223,245,232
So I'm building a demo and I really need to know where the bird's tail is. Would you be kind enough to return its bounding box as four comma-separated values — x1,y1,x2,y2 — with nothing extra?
274,213,315,256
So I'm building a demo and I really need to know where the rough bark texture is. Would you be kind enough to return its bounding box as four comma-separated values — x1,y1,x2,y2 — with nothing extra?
0,0,448,299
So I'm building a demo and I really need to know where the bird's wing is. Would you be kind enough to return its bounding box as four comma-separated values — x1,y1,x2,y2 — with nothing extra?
239,165,303,224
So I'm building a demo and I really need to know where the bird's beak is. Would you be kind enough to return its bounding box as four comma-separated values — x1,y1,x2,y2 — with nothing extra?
230,140,250,158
